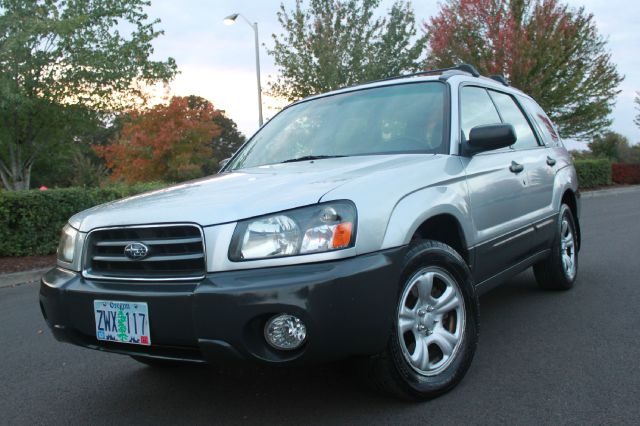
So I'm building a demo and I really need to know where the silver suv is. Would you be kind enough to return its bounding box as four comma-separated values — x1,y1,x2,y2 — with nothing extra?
40,64,580,400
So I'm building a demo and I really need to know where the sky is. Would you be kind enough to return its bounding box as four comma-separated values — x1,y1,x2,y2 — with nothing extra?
145,0,640,149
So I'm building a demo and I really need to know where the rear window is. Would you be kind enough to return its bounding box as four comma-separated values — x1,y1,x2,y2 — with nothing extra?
519,96,561,146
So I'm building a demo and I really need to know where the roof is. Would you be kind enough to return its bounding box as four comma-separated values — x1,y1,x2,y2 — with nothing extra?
288,64,528,108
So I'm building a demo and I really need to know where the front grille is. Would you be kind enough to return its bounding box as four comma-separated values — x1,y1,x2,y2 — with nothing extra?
84,224,205,281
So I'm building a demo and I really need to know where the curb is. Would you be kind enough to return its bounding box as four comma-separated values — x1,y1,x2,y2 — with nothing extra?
581,184,640,198
0,268,49,289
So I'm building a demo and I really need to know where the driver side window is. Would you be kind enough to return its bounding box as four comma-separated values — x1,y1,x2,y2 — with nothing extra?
488,90,540,150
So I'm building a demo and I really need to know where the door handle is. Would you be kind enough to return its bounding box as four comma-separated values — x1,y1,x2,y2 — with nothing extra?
546,156,556,166
509,161,524,173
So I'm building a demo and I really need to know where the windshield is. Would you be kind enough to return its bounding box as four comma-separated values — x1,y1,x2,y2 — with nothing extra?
228,82,447,170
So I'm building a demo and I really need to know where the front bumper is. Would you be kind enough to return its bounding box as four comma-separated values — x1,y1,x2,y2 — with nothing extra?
40,247,406,364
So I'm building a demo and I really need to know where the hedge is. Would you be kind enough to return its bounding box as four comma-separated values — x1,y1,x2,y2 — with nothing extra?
612,163,640,185
0,183,166,256
574,159,611,189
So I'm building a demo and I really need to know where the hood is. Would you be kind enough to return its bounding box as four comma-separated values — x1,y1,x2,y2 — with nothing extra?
70,154,439,232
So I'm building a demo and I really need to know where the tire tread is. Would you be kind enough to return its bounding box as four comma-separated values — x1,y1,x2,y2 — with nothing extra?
534,204,578,291
366,240,479,400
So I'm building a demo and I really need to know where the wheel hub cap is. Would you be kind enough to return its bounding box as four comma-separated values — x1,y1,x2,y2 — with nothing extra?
397,266,466,376
560,217,576,279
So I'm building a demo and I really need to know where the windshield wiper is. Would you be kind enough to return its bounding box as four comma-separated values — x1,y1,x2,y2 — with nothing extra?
281,155,346,163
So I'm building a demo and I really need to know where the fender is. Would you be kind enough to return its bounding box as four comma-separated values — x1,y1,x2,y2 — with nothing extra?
551,159,581,248
380,181,473,250
551,162,579,214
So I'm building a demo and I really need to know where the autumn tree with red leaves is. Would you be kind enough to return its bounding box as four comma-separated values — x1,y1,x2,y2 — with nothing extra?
96,96,223,183
424,0,623,140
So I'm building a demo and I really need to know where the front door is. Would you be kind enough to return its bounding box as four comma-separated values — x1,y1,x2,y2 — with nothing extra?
462,149,532,282
459,85,538,282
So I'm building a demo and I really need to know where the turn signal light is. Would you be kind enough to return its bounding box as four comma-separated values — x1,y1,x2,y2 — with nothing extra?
331,222,353,249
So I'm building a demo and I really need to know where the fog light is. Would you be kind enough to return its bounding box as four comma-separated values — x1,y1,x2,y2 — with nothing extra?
264,314,307,350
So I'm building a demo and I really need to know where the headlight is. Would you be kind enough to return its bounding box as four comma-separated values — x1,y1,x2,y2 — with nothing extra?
57,224,79,263
229,201,357,261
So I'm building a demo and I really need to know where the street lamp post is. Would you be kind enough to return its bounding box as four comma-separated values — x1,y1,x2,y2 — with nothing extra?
224,13,264,127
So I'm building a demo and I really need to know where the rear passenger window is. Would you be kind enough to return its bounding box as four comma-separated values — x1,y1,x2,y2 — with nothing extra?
460,87,501,140
489,91,540,149
519,96,560,146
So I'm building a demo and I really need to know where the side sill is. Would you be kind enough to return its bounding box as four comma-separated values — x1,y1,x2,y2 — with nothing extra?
475,249,551,295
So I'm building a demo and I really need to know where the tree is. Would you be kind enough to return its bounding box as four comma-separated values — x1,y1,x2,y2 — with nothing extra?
268,0,427,102
424,0,623,140
567,149,591,161
617,141,640,164
0,0,177,190
588,131,640,163
30,114,121,188
95,97,223,183
209,113,245,168
635,92,640,130
588,132,625,160
183,96,245,168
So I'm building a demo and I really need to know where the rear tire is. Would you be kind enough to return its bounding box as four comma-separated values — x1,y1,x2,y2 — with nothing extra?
534,204,578,291
367,240,479,400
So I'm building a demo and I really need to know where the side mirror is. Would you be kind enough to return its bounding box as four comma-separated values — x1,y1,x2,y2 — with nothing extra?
464,124,516,155
218,157,231,173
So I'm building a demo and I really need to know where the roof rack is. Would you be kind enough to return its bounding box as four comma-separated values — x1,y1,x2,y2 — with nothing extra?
489,75,509,86
362,63,481,86
450,64,481,77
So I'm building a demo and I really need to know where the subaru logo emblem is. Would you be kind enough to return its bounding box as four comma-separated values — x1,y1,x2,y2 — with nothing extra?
124,242,149,260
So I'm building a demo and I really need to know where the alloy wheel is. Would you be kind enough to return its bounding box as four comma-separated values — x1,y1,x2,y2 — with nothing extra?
397,266,466,376
560,216,576,280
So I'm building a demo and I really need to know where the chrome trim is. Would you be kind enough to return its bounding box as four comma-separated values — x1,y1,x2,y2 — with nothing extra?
81,271,205,282
92,253,204,263
534,218,554,230
468,214,558,250
95,237,202,247
82,223,206,282
492,226,534,248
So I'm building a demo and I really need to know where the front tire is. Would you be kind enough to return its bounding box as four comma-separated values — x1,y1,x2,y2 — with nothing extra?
368,240,479,400
534,204,578,290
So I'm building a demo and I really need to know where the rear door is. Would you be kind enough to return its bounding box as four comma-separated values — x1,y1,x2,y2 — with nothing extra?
459,86,532,282
515,95,563,247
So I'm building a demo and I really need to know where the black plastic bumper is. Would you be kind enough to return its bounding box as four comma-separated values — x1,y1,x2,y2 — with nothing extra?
39,247,406,365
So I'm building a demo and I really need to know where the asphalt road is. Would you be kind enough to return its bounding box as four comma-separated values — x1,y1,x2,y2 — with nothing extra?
1,189,639,425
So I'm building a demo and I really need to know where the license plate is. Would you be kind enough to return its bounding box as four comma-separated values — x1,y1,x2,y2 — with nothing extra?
94,300,151,346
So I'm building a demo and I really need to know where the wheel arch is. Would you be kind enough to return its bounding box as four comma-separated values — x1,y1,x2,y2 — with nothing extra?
381,186,473,264
561,189,581,250
411,214,470,264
